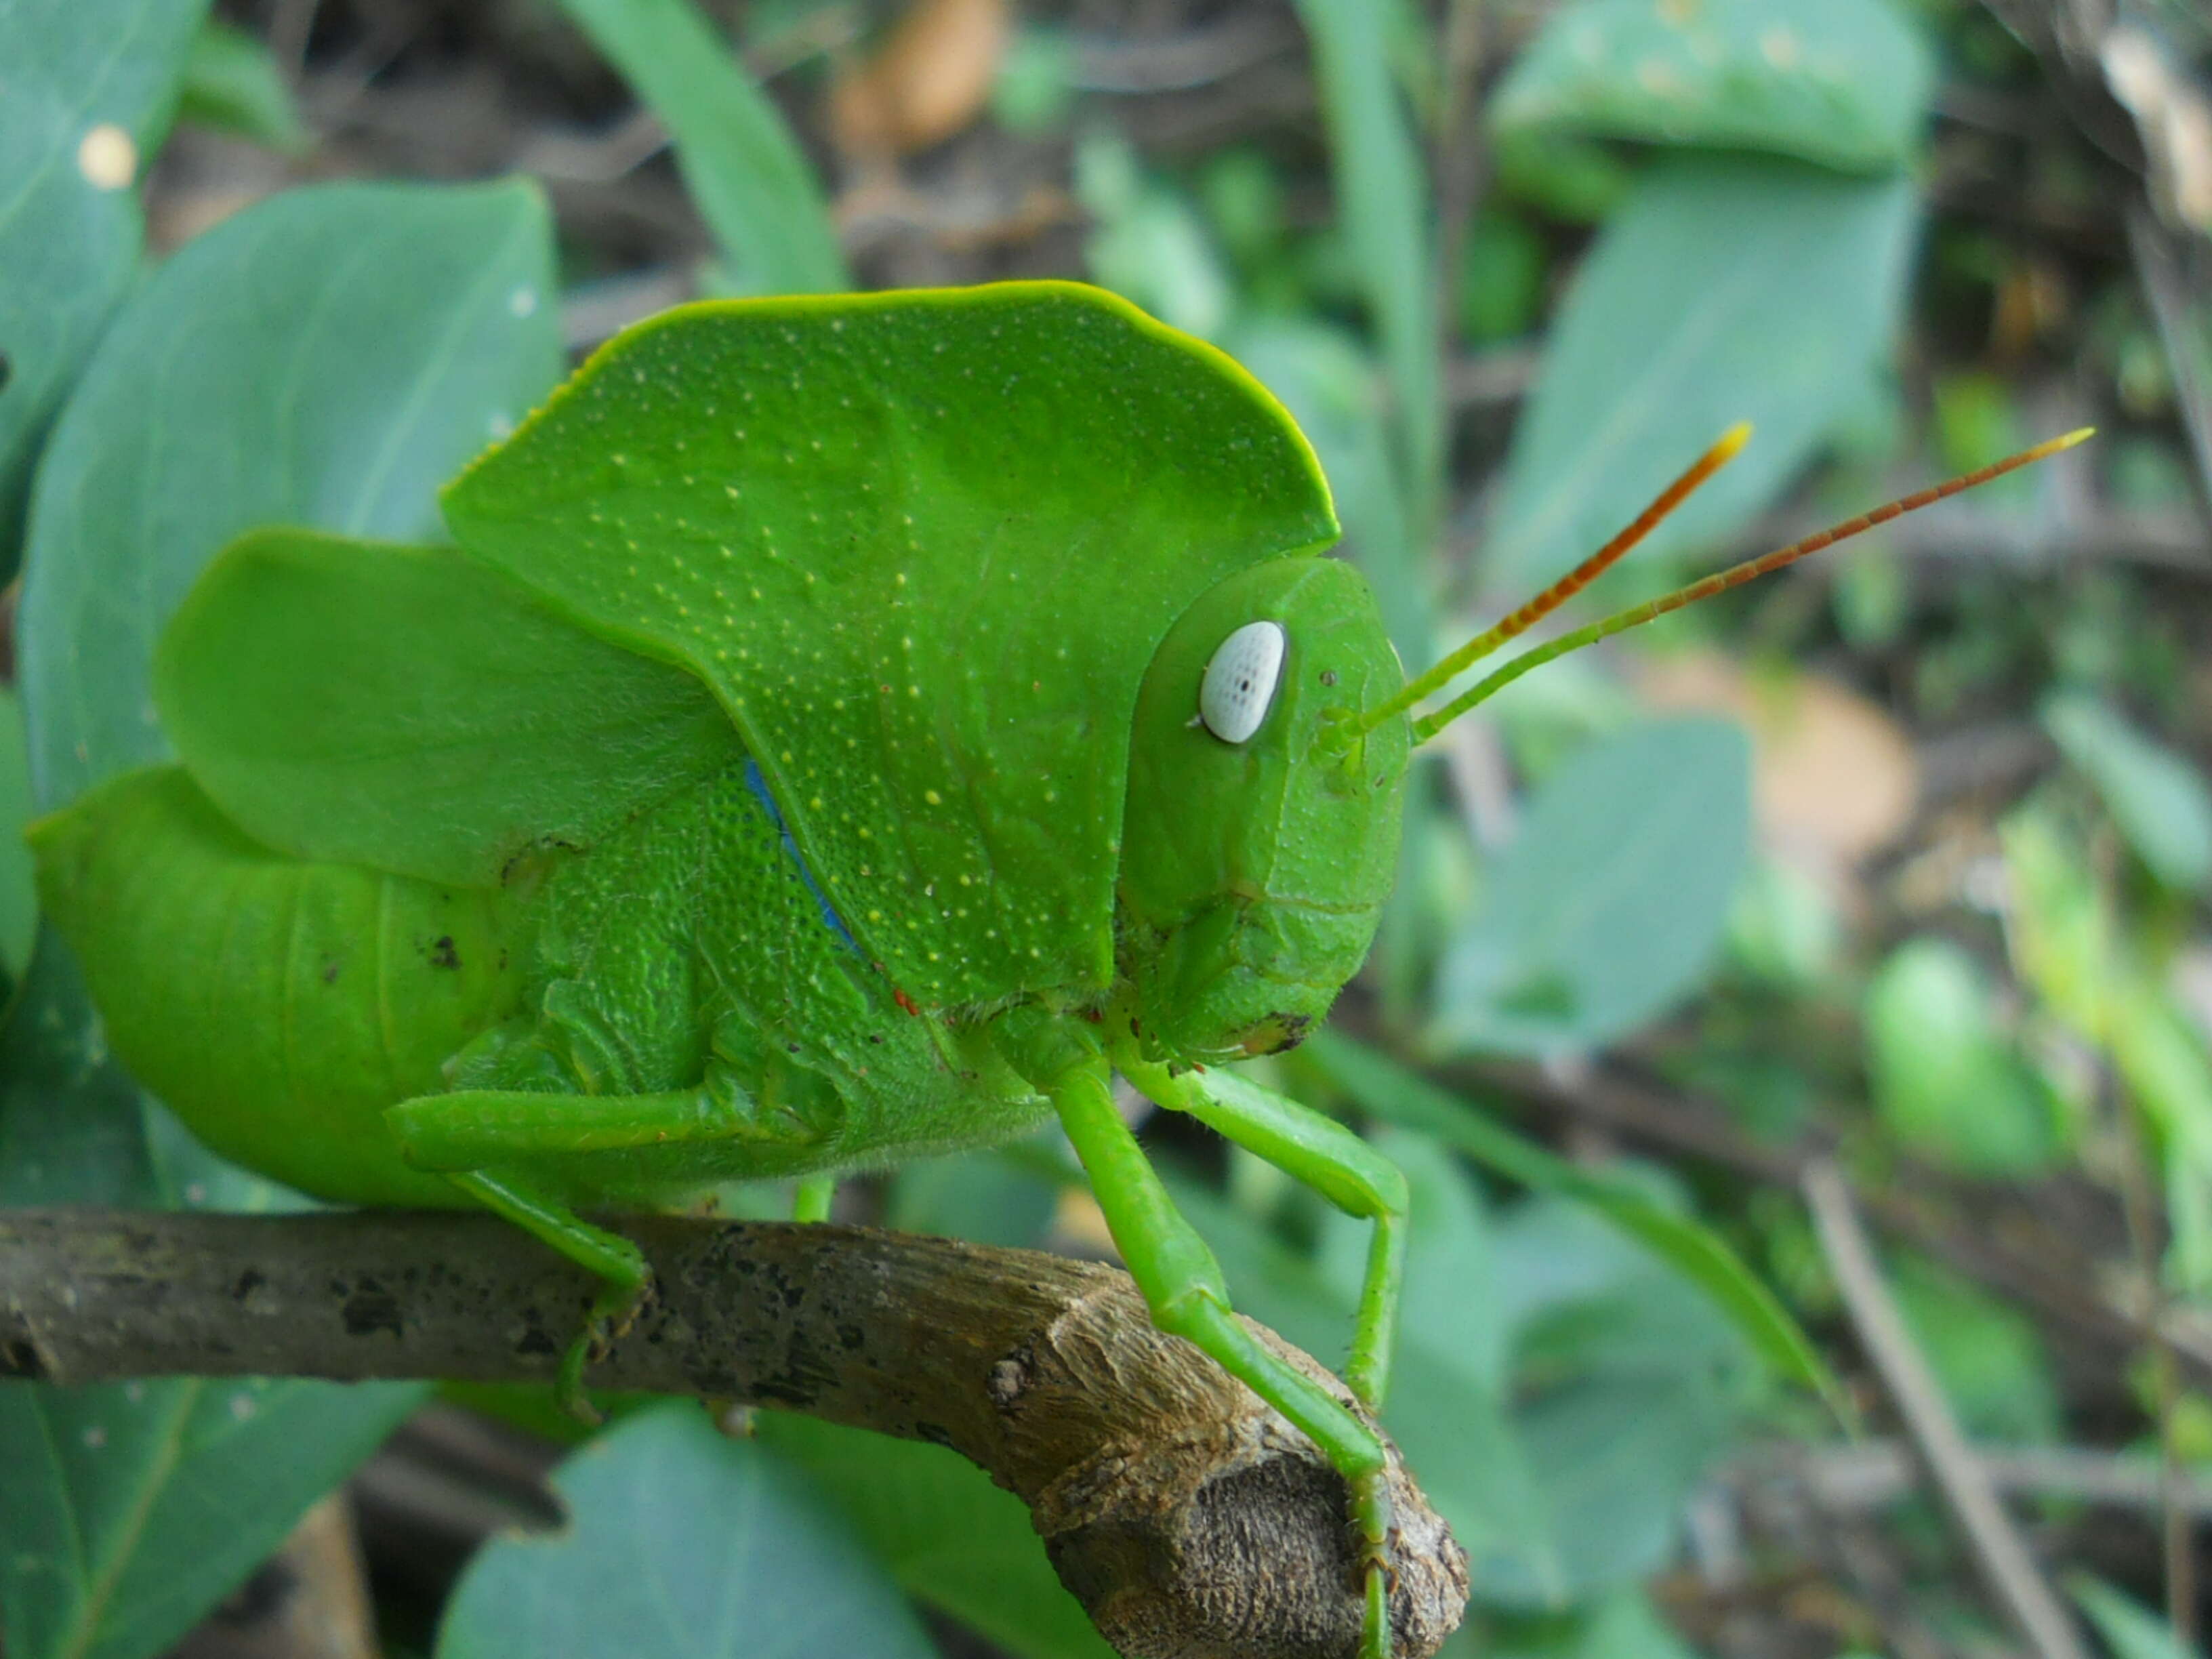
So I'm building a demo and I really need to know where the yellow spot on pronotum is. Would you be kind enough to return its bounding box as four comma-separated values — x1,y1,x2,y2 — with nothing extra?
1761,26,1801,69
924,789,943,805
77,124,136,189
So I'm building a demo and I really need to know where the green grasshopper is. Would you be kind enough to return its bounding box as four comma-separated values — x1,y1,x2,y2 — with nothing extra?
28,282,2083,1658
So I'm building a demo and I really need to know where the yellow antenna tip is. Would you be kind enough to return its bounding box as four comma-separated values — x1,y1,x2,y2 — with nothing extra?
2012,426,2095,466
1716,421,1754,459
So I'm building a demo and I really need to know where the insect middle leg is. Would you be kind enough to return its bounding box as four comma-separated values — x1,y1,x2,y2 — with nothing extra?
1049,1062,1396,1659
441,1166,651,1419
389,1076,779,1418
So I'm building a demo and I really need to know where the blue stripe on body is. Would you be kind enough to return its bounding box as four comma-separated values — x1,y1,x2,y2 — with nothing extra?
742,758,859,951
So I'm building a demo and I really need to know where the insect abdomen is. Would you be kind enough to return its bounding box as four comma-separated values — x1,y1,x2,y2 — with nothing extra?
29,766,525,1206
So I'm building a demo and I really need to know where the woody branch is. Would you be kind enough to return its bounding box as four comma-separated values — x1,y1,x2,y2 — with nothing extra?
0,1206,1468,1659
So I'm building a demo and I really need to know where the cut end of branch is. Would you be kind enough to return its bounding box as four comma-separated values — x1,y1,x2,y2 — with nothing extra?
1043,1409,1469,1659
1004,1277,1469,1658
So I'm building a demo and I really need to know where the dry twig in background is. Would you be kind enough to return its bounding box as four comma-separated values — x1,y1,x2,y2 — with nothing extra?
1803,1159,2088,1659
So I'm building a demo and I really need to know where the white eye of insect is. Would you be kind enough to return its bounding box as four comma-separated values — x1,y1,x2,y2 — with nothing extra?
1198,621,1287,744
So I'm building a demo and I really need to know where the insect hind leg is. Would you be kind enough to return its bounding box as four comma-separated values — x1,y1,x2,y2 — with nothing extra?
444,1166,651,1421
386,1069,776,1171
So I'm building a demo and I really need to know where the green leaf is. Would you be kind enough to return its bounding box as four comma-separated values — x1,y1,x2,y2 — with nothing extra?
1491,0,1933,176
0,939,163,1212
1433,718,1753,1054
2003,807,2212,1289
552,0,845,294
2043,693,2212,892
1485,155,1918,592
1723,855,1841,992
156,529,738,887
0,937,425,1659
174,18,308,152
0,687,39,983
1490,1591,1707,1659
438,1404,938,1659
756,1416,1114,1659
1291,0,1440,531
0,0,209,562
1076,134,1233,342
1863,938,2063,1175
1494,130,1635,225
1483,1201,1750,1605
991,28,1077,136
1301,1030,1843,1410
1891,1257,2060,1444
1458,209,1547,346
2072,1576,2207,1659
18,178,562,813
884,1147,1059,1252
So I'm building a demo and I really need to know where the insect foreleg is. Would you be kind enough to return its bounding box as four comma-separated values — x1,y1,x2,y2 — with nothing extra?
443,1167,652,1420
1049,1063,1395,1659
1122,1057,1408,1410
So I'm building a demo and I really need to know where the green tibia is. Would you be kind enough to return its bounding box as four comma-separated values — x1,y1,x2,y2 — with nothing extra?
445,1167,652,1419
1118,558,1410,1064
1048,1059,1397,1658
1118,1051,1408,1409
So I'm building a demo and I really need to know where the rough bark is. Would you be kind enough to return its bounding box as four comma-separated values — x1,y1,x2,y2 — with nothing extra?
0,1207,1469,1659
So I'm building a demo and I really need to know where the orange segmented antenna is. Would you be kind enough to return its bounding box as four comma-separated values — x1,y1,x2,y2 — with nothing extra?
1406,427,2094,745
1353,424,1753,739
